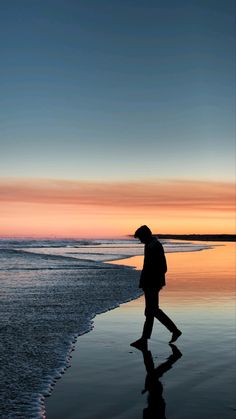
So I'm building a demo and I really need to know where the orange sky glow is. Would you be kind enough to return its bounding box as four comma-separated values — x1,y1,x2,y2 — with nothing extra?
0,178,235,237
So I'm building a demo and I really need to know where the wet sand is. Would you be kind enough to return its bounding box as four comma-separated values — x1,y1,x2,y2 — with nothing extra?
45,242,236,419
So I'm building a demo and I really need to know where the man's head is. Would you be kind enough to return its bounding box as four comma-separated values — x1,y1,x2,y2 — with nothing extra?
134,225,152,244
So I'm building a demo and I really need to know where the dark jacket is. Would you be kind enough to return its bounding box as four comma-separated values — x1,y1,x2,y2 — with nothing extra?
139,237,167,289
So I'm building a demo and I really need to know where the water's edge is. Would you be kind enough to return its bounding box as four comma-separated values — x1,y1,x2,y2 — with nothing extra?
41,284,143,417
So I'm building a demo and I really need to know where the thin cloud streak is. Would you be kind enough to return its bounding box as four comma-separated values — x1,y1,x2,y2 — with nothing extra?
0,178,235,212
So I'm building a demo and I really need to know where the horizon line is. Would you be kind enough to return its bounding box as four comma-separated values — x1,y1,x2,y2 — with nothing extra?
0,233,235,239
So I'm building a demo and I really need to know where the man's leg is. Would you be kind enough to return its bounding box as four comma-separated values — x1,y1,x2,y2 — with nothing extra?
155,308,178,332
142,313,154,339
130,290,155,349
141,290,155,339
154,292,182,343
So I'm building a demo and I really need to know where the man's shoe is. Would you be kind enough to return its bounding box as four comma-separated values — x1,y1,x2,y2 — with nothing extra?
130,338,148,350
169,329,182,343
169,343,182,358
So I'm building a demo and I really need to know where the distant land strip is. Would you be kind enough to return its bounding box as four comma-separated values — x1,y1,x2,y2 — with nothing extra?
156,234,236,242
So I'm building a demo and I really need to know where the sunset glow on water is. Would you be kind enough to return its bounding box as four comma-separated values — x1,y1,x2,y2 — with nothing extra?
109,242,236,307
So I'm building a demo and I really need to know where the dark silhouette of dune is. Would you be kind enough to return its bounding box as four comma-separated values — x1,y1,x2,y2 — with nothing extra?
156,234,236,242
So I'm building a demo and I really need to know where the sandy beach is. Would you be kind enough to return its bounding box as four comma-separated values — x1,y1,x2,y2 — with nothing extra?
45,242,236,419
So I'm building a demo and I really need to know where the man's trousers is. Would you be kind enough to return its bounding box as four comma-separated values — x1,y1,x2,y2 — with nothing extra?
142,288,178,339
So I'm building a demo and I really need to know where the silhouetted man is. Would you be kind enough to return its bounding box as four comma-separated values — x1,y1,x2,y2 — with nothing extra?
131,225,182,350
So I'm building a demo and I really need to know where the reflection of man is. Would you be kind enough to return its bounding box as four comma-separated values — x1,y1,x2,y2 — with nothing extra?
141,344,182,419
131,225,182,350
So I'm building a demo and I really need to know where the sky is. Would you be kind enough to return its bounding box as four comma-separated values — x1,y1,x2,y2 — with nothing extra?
0,0,235,237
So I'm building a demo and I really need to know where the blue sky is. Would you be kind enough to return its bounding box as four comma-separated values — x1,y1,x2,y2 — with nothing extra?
1,0,235,181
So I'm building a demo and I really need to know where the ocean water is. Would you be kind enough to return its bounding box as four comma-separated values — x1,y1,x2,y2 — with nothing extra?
0,238,211,418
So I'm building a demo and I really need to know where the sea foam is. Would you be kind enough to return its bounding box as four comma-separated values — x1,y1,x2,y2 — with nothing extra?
0,247,142,418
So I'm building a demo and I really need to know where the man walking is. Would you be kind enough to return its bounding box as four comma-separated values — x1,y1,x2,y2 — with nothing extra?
131,225,182,349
